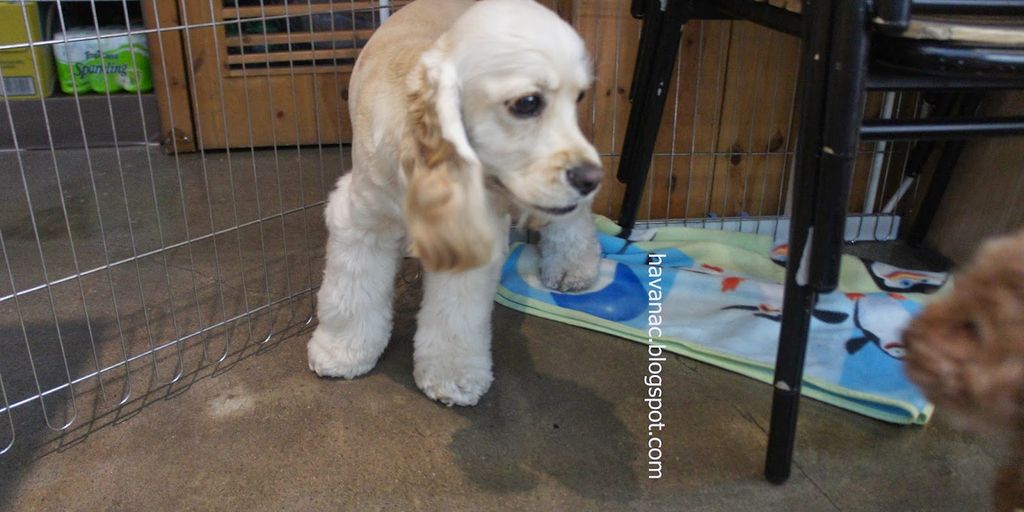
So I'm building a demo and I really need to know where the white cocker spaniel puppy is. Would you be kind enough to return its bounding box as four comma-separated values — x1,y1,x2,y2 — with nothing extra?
307,0,603,406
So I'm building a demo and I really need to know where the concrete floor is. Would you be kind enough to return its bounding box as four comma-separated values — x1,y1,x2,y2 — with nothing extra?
0,146,1000,511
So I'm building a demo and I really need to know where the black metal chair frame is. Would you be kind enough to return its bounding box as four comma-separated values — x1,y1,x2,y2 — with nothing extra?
615,0,1024,484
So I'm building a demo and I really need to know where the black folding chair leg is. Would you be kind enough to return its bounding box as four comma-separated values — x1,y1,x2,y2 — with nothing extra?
615,0,690,238
766,0,870,484
764,257,818,484
764,0,832,484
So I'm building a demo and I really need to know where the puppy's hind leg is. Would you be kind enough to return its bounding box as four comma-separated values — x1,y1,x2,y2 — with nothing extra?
308,174,402,378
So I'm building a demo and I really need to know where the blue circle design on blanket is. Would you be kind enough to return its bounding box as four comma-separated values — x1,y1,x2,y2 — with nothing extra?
500,240,662,323
500,245,540,298
551,262,647,322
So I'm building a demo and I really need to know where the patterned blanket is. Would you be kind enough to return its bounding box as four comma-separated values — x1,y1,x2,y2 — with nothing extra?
496,217,949,424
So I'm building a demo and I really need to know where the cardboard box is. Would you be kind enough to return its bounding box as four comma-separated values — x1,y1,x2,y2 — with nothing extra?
0,2,55,100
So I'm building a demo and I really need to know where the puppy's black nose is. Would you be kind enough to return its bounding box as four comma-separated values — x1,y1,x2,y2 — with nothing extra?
566,165,603,196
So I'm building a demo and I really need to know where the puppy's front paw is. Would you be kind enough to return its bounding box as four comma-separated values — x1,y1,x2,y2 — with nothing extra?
307,328,379,379
540,254,600,292
414,359,493,407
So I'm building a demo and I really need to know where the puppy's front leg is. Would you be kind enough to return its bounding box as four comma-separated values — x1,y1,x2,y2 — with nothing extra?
413,233,508,407
538,204,601,292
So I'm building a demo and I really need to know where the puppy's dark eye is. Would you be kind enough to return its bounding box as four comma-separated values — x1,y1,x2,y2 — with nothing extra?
509,94,545,118
577,91,585,103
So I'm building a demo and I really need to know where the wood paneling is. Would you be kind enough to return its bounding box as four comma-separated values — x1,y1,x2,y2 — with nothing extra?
925,91,1024,263
583,9,805,221
581,4,909,222
159,0,911,222
577,0,636,218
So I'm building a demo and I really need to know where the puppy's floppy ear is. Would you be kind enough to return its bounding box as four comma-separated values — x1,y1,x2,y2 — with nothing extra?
401,39,496,272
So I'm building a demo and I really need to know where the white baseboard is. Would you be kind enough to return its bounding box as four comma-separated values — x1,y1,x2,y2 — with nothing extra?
630,214,902,242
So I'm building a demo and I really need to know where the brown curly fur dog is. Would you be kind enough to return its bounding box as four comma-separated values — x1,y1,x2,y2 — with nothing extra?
902,229,1024,512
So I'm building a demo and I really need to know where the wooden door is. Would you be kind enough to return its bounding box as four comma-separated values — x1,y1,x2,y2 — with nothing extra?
178,0,411,149
174,0,571,150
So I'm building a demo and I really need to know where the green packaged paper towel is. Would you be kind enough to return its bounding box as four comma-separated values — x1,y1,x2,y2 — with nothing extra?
53,28,152,94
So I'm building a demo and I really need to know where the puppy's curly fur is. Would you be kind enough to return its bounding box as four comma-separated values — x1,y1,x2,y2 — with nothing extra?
903,229,1024,511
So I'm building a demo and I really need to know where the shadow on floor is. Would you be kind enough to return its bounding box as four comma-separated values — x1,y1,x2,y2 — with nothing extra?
377,274,641,502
